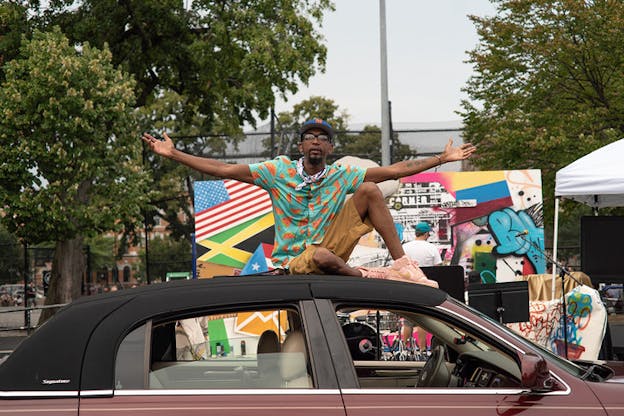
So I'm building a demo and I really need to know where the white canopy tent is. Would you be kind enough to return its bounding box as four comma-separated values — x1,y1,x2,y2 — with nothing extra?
553,138,624,296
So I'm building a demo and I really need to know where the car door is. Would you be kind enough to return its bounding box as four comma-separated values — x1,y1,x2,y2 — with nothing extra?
78,301,346,416
313,298,608,416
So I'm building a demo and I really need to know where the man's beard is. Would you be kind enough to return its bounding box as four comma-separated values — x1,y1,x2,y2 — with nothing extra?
307,154,323,166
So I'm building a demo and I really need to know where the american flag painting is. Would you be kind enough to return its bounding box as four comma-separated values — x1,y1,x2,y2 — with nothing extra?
194,180,273,242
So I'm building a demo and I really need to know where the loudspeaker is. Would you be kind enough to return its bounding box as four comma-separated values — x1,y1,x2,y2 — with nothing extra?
581,216,624,284
420,266,465,301
467,281,529,323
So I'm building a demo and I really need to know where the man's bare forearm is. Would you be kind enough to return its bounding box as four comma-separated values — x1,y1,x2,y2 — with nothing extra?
363,139,475,183
142,132,254,183
390,156,443,178
364,155,444,183
168,148,253,183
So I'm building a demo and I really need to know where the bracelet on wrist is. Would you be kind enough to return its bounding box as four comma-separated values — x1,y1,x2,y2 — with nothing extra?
434,155,443,165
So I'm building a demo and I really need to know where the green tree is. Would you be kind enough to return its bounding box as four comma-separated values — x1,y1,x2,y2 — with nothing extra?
85,235,116,275
335,124,415,165
137,236,192,283
0,28,148,322
30,0,333,132
0,2,29,82
269,96,349,157
269,96,416,164
461,0,624,243
0,225,23,284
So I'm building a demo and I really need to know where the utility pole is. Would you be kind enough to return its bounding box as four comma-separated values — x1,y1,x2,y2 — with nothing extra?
270,107,276,159
379,0,391,166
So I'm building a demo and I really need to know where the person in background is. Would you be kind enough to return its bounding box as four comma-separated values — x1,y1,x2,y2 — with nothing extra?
401,222,443,353
402,222,442,267
142,118,474,282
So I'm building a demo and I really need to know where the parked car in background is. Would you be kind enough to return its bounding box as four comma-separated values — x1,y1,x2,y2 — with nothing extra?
0,284,25,307
1,275,623,415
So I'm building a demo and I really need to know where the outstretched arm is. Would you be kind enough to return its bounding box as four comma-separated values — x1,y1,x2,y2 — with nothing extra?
364,138,476,183
142,132,254,184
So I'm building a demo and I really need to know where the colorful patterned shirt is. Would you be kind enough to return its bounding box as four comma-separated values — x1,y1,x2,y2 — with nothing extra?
249,156,366,269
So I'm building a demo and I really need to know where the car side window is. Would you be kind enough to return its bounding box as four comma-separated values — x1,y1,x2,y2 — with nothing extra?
335,306,522,389
116,307,313,390
115,323,149,390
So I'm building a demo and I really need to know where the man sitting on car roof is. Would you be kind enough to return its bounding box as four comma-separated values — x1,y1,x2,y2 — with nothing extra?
142,118,474,283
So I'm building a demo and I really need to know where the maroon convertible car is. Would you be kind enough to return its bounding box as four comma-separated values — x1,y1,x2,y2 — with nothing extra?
1,274,624,415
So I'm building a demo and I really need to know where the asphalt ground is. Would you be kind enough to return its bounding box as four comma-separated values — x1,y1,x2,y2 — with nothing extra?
0,306,41,353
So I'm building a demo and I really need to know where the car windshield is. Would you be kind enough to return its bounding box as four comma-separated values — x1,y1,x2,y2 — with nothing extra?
447,297,586,378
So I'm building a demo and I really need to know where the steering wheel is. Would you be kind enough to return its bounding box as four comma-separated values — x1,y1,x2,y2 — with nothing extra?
417,345,450,387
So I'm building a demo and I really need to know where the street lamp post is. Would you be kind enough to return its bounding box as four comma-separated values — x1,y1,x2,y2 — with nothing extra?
379,0,391,167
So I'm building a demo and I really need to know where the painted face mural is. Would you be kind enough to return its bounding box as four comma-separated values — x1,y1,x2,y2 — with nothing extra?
388,169,546,282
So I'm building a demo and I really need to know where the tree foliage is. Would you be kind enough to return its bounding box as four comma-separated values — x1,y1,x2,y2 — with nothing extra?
269,95,349,157
137,236,192,283
85,235,116,274
270,96,415,164
461,0,624,242
0,2,29,81
0,28,147,317
336,125,415,165
0,225,23,284
30,0,333,133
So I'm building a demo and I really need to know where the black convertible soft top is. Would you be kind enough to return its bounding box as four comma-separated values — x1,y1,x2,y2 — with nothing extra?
0,274,446,392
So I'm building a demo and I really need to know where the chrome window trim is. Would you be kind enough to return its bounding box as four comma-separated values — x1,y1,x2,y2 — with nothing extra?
435,305,571,396
113,388,341,396
80,390,114,397
0,390,79,398
1,388,341,398
342,387,571,396
343,388,525,395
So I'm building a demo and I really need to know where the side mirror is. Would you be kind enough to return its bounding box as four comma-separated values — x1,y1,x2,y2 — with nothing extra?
520,352,560,392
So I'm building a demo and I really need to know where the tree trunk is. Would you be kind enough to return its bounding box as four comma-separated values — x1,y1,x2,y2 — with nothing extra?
38,237,85,324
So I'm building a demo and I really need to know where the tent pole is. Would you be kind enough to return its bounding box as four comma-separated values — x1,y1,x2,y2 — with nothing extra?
552,197,560,301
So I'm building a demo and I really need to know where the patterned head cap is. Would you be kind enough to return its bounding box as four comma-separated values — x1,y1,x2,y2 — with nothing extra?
300,118,335,141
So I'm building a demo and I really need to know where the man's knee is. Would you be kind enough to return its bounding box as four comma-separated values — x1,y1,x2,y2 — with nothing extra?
355,182,383,199
312,247,335,271
352,182,384,210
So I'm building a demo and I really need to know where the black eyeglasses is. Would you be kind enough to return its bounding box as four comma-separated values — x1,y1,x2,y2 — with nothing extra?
302,133,331,142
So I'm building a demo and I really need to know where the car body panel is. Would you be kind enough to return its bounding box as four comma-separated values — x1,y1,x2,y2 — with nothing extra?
0,398,78,415
0,275,622,415
79,391,346,416
340,391,606,416
586,382,624,415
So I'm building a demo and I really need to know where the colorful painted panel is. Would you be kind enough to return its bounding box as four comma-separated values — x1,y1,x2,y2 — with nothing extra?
388,169,546,282
194,180,275,277
507,286,607,360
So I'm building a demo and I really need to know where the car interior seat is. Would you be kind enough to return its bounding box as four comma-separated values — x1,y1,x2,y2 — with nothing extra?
280,330,312,388
256,330,281,388
257,329,280,354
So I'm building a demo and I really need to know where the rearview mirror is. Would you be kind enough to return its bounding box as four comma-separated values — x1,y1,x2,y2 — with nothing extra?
520,352,560,392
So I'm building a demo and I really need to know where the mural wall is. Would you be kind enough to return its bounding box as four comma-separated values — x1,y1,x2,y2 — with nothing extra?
194,170,546,281
194,180,275,277
388,169,546,282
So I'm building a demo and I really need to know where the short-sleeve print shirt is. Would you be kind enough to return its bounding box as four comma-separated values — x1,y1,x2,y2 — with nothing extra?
249,156,366,269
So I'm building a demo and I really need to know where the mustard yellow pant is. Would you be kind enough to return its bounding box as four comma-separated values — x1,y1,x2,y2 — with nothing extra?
288,198,373,274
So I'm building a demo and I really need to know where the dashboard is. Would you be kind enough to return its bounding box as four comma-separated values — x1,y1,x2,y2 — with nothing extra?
453,351,521,388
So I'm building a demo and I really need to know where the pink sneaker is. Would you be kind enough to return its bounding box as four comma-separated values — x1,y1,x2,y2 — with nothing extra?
390,256,439,288
357,266,393,280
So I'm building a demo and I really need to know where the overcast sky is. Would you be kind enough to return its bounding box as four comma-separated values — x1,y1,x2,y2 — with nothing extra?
266,0,497,126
